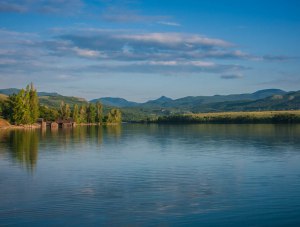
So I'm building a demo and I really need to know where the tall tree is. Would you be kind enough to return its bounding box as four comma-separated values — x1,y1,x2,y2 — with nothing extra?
28,83,39,123
106,109,122,124
79,105,87,123
59,101,65,119
96,102,103,124
87,103,96,123
72,104,79,123
39,105,58,121
59,101,71,120
65,104,71,120
23,87,31,124
9,89,31,125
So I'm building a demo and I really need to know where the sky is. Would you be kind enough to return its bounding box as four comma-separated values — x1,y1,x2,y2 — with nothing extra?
0,0,300,102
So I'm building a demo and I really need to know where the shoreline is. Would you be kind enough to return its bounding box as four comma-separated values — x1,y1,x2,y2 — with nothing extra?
0,122,121,130
1,110,300,130
154,110,300,124
1,121,300,130
0,123,41,130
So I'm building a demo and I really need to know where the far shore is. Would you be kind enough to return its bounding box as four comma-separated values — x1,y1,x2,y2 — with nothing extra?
155,110,300,124
1,110,300,130
0,122,121,130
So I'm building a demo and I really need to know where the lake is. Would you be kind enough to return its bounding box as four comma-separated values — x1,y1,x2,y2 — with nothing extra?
1,124,300,226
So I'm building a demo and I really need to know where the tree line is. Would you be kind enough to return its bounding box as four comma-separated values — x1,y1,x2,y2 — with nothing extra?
0,84,122,125
1,83,39,125
57,101,121,124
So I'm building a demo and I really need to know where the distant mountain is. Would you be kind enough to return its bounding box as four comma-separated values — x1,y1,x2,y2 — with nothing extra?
0,88,21,96
163,89,287,108
189,91,300,112
142,96,173,107
250,89,287,99
232,90,300,111
37,92,61,97
39,95,88,108
2,88,297,117
89,89,287,109
90,97,139,107
0,88,60,97
0,88,87,108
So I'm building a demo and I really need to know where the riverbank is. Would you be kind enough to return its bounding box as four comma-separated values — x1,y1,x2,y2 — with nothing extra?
0,118,121,130
2,110,300,129
0,119,41,130
155,110,300,124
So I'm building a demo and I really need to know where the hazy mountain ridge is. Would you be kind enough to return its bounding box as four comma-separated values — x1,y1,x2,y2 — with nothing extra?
0,88,88,108
90,97,139,107
90,89,287,108
1,88,299,120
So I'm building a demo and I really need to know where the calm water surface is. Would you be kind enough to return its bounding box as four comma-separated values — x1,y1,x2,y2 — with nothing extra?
1,124,300,226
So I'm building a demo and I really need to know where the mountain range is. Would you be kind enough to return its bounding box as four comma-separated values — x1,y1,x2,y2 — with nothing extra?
91,89,287,108
1,88,300,121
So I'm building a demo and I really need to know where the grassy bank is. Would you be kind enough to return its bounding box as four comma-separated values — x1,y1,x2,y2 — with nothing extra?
156,110,300,124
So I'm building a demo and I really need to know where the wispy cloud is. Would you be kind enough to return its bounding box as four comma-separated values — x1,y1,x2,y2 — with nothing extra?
157,21,181,27
0,27,294,84
0,0,84,14
0,1,27,13
77,61,248,75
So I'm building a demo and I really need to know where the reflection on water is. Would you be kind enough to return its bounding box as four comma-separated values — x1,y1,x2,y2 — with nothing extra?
0,125,123,170
0,124,300,170
0,124,300,226
9,130,39,170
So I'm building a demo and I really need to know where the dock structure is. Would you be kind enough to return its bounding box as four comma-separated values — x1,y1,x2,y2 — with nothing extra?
37,118,47,128
56,119,76,128
50,122,58,129
38,118,76,130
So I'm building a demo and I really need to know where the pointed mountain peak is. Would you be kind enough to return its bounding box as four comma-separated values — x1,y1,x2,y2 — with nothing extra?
156,96,173,101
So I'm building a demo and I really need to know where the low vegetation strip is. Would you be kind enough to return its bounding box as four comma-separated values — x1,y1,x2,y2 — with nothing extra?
157,110,300,124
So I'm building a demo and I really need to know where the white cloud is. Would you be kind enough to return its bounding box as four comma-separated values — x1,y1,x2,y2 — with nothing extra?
157,21,181,27
118,33,231,47
72,47,102,58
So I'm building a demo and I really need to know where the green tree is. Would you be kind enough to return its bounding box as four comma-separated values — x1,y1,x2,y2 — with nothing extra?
39,105,59,121
106,109,122,124
72,104,79,123
87,103,96,123
79,105,87,123
59,101,65,119
9,89,31,125
59,101,71,120
23,88,31,123
28,83,39,123
65,104,71,119
96,102,103,124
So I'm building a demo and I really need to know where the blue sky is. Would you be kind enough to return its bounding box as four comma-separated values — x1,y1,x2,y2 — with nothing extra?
0,0,299,101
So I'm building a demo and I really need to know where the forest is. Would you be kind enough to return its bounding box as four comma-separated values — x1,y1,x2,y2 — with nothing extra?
0,84,122,125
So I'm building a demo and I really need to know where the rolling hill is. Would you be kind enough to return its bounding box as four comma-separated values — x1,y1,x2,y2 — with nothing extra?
38,95,88,108
90,89,287,109
0,94,8,102
90,97,139,107
202,90,300,112
0,88,88,108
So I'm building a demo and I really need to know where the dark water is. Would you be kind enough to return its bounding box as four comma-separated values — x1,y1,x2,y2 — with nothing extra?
1,124,300,226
